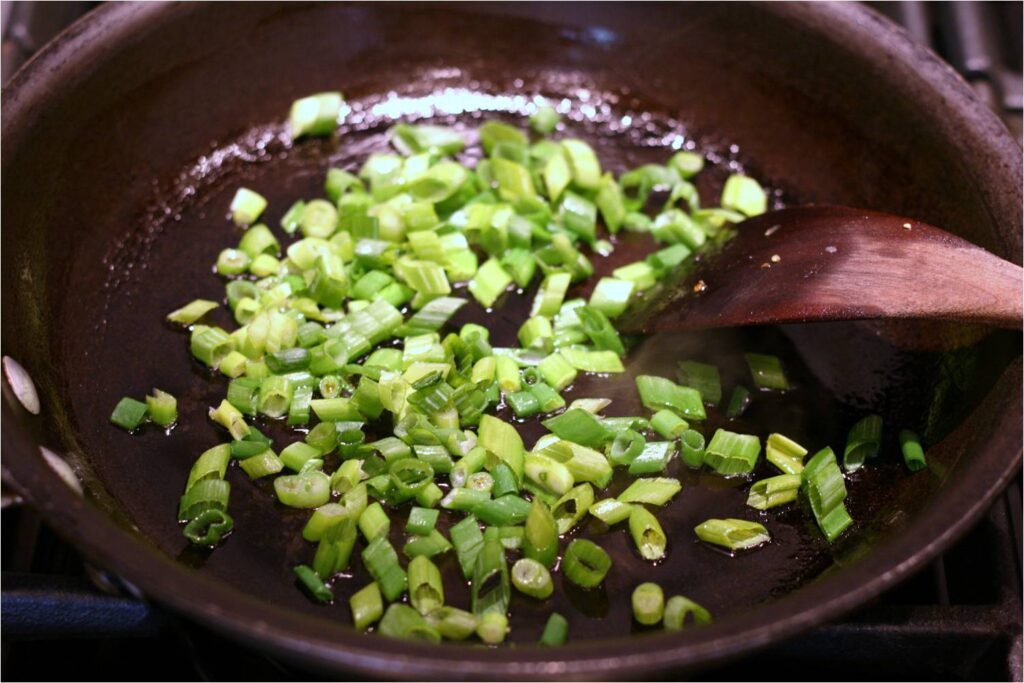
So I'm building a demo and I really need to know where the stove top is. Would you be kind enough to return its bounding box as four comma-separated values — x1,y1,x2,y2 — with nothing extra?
2,2,1021,680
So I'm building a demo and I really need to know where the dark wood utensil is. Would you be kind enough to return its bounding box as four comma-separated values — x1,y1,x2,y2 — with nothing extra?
618,205,1024,334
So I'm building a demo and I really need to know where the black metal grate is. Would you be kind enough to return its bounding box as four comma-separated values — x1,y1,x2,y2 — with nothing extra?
2,2,1021,680
3,480,1020,681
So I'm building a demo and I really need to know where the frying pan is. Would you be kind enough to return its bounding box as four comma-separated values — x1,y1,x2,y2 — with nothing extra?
2,2,1021,679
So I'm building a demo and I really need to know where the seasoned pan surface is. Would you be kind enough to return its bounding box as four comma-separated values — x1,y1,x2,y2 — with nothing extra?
2,3,1020,678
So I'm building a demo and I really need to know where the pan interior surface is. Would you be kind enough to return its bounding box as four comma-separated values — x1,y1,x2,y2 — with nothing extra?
50,83,1021,643
2,2,1020,676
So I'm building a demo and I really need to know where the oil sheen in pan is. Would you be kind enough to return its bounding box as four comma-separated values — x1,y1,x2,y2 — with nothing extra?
65,85,1010,644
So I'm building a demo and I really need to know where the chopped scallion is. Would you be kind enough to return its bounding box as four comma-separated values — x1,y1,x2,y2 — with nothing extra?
694,517,770,551
899,429,927,472
618,477,681,506
679,429,706,469
631,582,665,625
539,612,569,646
843,415,883,472
677,360,722,406
766,433,808,474
745,353,789,391
704,429,760,476
726,385,752,418
562,538,611,588
663,595,712,630
350,582,384,630
628,506,667,561
529,105,561,135
289,91,343,139
110,397,148,431
294,564,333,603
746,474,801,510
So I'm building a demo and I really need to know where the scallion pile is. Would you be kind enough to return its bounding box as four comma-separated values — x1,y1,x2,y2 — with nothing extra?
110,90,922,646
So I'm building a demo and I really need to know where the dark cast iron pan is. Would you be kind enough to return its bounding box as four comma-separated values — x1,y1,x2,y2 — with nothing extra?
2,2,1021,679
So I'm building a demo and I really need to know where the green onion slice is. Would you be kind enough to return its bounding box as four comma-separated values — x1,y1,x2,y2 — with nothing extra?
183,509,234,546
695,517,771,551
350,582,383,630
704,429,761,476
745,353,789,390
294,564,334,603
471,539,510,616
562,538,611,588
631,582,665,625
677,360,722,406
511,557,554,599
629,506,667,561
766,433,808,474
746,474,801,510
618,477,682,506
378,603,441,643
539,613,569,646
843,414,883,472
899,429,927,472
664,595,712,630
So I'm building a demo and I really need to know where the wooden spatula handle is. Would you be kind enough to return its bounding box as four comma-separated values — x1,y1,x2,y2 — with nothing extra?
623,206,1023,334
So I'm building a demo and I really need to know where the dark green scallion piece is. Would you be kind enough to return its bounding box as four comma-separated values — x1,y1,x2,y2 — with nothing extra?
183,509,234,546
539,613,569,646
745,353,789,390
726,385,752,418
541,409,612,449
844,414,883,472
110,397,148,431
490,462,519,499
294,564,334,603
677,360,722,406
802,447,853,542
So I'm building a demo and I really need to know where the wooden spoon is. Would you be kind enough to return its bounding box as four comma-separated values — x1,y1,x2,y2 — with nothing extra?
617,205,1023,334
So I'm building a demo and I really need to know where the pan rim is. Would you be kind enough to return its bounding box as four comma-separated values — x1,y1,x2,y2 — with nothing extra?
2,1,1021,678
